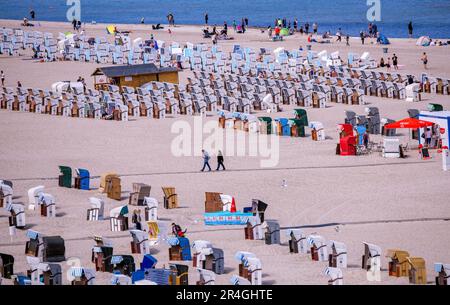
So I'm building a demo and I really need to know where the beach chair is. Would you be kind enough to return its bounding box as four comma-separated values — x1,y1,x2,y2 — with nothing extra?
0,253,14,279
386,249,410,277
222,96,237,113
308,235,329,262
393,83,406,99
92,236,114,272
87,197,104,221
312,92,326,108
42,236,66,262
204,192,223,213
435,263,450,285
242,255,262,285
129,183,151,206
328,241,347,268
114,103,129,121
111,255,135,277
309,121,326,141
152,97,166,119
74,168,90,190
324,267,343,285
70,267,96,285
109,206,129,232
362,242,382,274
197,268,216,285
38,193,56,218
130,230,150,255
245,215,264,240
162,187,178,209
230,275,252,285
380,81,394,98
105,174,121,200
0,182,13,208
405,84,421,102
139,97,154,117
407,257,427,284
436,78,449,95
192,240,213,268
286,229,308,254
8,203,26,229
263,221,280,245
58,166,72,188
168,237,192,261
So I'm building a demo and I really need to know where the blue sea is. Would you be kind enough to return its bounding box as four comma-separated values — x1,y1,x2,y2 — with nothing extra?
0,0,449,38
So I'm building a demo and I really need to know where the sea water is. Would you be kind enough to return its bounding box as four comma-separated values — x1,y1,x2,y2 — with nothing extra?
0,0,449,38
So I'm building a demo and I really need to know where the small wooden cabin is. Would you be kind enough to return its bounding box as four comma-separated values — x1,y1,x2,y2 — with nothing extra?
92,64,179,90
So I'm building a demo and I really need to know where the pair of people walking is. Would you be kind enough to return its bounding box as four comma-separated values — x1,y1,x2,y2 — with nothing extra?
201,149,226,172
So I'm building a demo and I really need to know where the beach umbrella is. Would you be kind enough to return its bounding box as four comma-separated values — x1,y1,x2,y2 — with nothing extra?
384,118,433,129
280,28,290,36
385,118,434,146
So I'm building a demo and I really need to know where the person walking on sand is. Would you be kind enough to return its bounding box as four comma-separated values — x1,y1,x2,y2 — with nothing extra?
346,34,350,46
408,21,413,38
201,149,211,172
360,31,365,45
1,71,5,86
392,53,399,70
421,52,428,69
216,150,226,171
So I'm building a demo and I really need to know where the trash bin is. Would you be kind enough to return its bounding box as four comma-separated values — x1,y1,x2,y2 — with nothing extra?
383,47,388,54
58,166,72,188
306,45,312,50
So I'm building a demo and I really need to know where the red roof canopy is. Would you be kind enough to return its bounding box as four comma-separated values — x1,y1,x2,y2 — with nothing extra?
385,118,434,129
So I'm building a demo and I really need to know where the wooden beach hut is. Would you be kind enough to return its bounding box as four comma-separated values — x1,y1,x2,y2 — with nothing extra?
92,64,179,90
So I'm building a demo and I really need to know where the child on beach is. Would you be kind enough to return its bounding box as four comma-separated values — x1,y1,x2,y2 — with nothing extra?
1,71,4,86
386,58,391,71
346,35,350,46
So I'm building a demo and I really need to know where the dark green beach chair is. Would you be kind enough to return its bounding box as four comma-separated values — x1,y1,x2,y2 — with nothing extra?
58,166,72,188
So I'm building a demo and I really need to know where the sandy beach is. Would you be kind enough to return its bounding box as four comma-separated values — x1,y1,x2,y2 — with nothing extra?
1,19,450,285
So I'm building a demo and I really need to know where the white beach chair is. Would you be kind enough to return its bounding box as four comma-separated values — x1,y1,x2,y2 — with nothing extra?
87,197,104,221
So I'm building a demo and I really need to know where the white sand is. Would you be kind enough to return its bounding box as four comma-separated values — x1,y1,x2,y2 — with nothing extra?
1,20,450,285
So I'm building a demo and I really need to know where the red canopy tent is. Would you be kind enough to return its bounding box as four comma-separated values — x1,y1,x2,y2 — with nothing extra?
385,118,434,129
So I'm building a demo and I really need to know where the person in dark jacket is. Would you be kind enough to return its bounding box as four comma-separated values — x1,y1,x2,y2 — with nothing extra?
216,150,226,171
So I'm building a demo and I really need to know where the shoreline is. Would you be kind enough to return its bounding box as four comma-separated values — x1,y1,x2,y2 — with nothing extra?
1,19,450,41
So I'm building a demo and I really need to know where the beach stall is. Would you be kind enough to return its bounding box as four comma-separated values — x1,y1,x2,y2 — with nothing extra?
92,64,179,90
